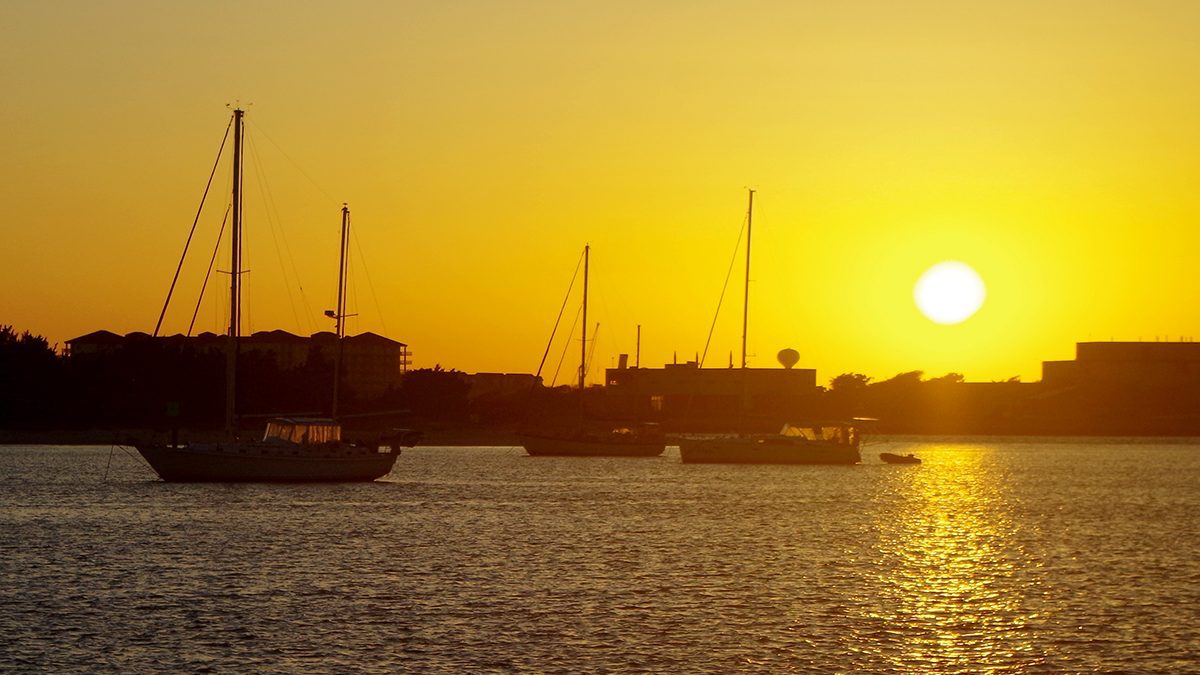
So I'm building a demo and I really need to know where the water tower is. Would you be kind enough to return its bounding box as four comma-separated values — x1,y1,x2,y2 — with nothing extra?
777,348,799,370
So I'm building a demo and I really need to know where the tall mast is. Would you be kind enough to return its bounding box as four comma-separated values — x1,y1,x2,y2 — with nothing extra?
741,188,754,370
224,108,244,435
580,244,589,391
332,204,349,418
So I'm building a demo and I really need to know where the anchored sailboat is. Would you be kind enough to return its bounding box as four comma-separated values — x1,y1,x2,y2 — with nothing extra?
135,109,416,482
518,245,664,457
677,190,862,465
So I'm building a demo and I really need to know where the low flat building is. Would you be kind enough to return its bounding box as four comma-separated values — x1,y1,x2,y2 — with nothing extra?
1042,341,1200,389
604,359,819,432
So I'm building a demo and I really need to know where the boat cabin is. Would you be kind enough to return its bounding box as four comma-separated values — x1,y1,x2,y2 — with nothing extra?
263,418,342,445
780,423,860,447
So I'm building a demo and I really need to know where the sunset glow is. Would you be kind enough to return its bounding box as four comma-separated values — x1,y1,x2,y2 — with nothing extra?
3,3,1200,382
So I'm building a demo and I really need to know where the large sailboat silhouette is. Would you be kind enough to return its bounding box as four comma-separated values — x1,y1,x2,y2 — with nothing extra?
135,109,417,481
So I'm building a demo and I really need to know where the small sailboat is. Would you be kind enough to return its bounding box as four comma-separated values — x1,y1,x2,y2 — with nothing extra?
518,245,664,457
677,190,862,465
135,109,416,482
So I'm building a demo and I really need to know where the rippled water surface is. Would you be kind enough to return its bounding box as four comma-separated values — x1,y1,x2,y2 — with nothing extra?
2,440,1198,672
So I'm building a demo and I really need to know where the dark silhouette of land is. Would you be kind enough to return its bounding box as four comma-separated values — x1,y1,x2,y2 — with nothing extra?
5,324,1200,442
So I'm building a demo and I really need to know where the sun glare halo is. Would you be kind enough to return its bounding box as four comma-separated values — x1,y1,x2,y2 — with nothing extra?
914,261,986,325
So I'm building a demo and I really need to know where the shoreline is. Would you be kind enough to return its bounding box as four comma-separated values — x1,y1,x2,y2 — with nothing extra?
4,428,1200,447
0,428,525,447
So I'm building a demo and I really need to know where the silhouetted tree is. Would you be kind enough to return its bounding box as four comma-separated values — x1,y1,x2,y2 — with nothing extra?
824,372,873,419
876,370,924,388
925,372,965,385
0,326,61,428
829,372,872,391
400,366,471,422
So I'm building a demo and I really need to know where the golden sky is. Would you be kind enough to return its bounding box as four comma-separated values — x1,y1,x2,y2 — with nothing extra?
3,1,1199,383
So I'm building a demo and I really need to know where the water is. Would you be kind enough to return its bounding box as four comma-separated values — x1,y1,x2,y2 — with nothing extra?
1,440,1198,672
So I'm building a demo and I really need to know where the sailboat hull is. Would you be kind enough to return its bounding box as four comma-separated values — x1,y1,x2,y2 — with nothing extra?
518,433,664,457
136,443,400,482
679,438,860,465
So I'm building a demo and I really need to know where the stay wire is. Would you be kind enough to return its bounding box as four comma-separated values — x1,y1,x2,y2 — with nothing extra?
551,302,583,388
246,135,307,333
350,217,390,336
699,210,749,368
154,116,233,336
537,248,586,378
188,205,230,336
593,271,623,368
246,116,341,208
584,322,600,379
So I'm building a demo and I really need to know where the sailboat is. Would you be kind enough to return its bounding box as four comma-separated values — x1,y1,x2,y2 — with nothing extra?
677,190,862,465
518,245,665,457
135,109,417,482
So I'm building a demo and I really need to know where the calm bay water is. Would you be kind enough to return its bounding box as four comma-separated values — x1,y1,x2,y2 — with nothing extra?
1,440,1198,672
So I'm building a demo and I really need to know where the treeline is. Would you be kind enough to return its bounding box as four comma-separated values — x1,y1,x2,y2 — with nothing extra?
821,370,1029,434
821,369,1200,435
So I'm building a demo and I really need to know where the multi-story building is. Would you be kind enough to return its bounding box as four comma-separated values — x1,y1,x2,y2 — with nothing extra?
65,330,410,400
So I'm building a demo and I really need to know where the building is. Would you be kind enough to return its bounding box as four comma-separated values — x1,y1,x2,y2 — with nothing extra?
603,359,820,432
65,329,411,400
62,330,124,356
1042,341,1200,389
1036,341,1200,434
322,332,411,399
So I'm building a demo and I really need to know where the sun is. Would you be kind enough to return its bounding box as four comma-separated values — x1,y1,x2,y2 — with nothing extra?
914,261,986,324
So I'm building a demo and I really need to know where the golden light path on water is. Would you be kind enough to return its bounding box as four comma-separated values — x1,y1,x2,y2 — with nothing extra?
860,445,1042,671
3,443,1199,671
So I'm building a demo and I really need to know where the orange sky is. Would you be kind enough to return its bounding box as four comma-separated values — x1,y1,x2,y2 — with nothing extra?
3,1,1200,384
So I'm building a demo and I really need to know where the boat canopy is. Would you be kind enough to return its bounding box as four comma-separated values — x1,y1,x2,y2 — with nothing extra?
780,423,856,443
263,418,342,444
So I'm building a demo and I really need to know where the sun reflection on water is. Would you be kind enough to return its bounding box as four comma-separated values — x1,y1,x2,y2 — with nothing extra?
862,445,1045,672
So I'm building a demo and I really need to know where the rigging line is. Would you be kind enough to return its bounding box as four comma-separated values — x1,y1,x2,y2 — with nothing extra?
537,247,586,378
188,205,231,336
346,236,360,335
584,322,600,379
699,211,749,368
198,165,237,336
246,132,295,329
551,301,583,388
349,220,389,337
246,135,304,332
594,274,621,358
103,445,115,481
154,116,233,337
248,134,317,333
245,116,340,207
115,444,156,475
594,257,631,356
